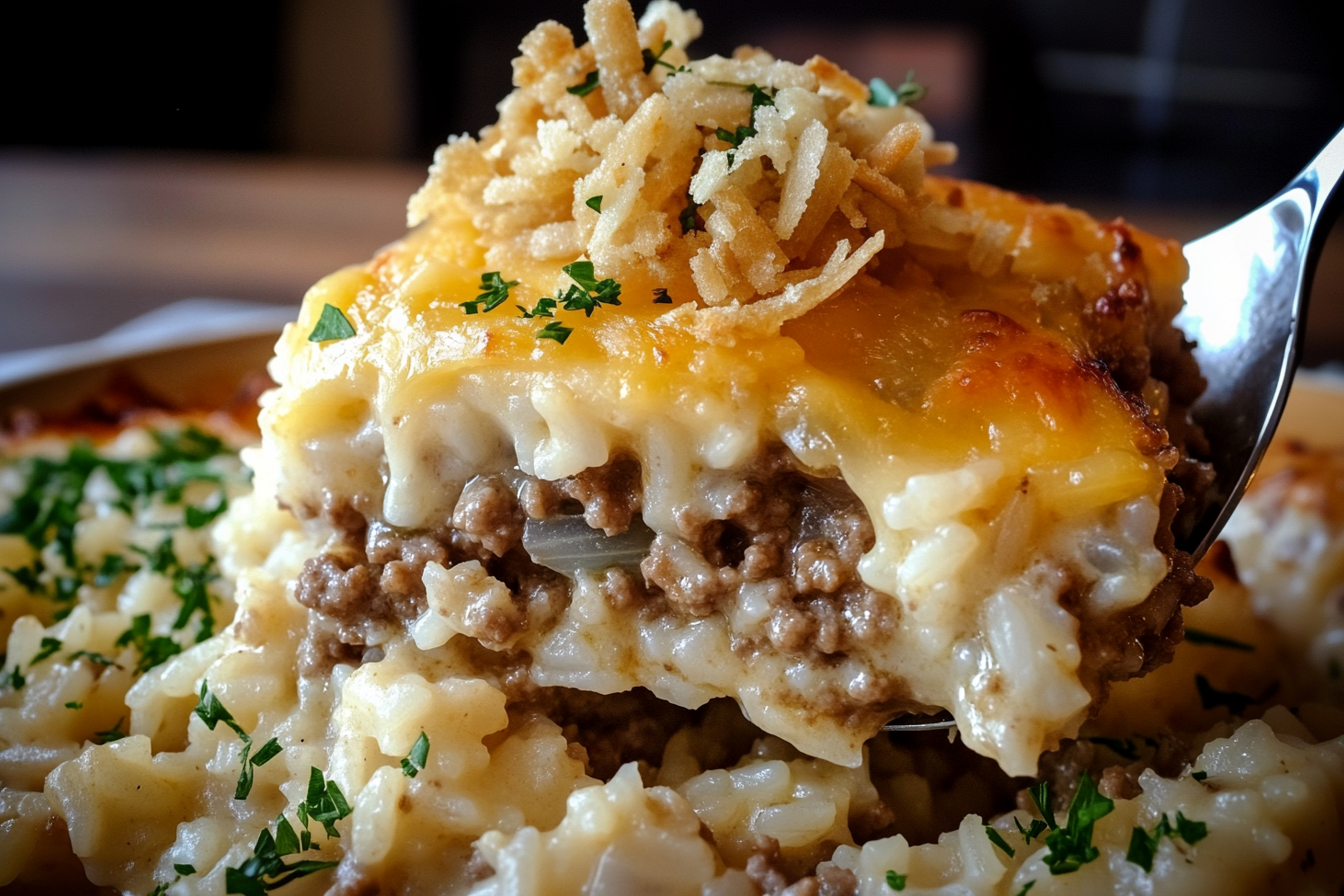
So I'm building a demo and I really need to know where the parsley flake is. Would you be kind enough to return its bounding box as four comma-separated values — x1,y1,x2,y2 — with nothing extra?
174,864,197,876
307,304,356,342
517,296,557,319
1029,781,1057,829
746,83,775,126
868,70,926,107
1126,811,1209,872
196,681,284,799
301,766,353,838
65,700,83,709
115,614,183,675
567,70,600,96
461,271,520,315
642,39,676,74
94,553,132,587
522,261,622,344
1191,770,1208,782
885,870,906,890
32,636,62,665
1015,816,1048,843
561,261,623,311
586,195,603,213
4,563,44,594
185,490,229,528
225,825,338,896
1032,775,1114,875
401,730,430,778
94,717,127,743
715,125,757,167
1185,628,1254,651
536,320,574,345
69,650,119,667
679,194,700,233
985,825,1015,858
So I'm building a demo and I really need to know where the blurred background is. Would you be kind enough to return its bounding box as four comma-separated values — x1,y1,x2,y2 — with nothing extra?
2,0,1342,363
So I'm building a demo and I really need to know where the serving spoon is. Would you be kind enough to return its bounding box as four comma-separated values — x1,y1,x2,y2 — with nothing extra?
884,124,1344,734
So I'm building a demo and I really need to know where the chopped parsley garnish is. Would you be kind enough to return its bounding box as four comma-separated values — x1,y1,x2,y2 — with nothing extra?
1015,816,1048,843
170,555,221,642
3,563,44,594
185,490,229,529
69,650,119,667
679,194,700,233
884,870,906,890
520,261,623,345
715,125,756,168
559,261,623,314
461,271,520,315
1088,736,1140,761
0,427,235,629
65,700,83,709
517,296,558,319
32,636,62,665
1191,770,1208,782
94,553,130,587
984,825,1015,857
1126,811,1209,872
5,666,24,690
1184,628,1254,651
130,536,220,643
224,824,339,896
652,288,674,304
746,83,775,125
401,730,430,778
298,766,353,838
586,195,603,213
1028,781,1056,829
642,39,678,74
1031,775,1114,875
307,304,356,342
1195,674,1257,715
567,70,600,96
868,70,926,107
1174,813,1208,843
134,536,178,575
196,680,283,799
94,717,127,743
536,320,574,345
174,864,197,876
115,614,183,675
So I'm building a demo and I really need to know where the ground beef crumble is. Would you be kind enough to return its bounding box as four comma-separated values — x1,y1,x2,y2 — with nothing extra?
746,835,860,896
292,441,1207,734
294,448,897,675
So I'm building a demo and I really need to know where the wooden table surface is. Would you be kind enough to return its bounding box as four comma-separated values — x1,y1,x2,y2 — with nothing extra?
0,152,425,353
1,151,1340,364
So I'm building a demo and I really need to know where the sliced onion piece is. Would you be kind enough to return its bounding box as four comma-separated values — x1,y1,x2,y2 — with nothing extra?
522,515,656,576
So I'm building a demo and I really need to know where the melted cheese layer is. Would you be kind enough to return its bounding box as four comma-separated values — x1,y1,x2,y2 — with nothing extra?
263,180,1190,775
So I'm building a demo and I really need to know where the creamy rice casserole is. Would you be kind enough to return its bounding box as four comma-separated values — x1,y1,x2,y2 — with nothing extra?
2,2,1342,894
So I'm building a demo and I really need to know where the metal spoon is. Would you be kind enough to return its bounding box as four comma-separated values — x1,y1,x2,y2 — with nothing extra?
884,125,1344,734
